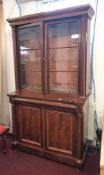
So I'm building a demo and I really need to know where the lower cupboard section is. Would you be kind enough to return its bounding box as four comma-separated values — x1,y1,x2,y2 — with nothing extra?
11,100,87,168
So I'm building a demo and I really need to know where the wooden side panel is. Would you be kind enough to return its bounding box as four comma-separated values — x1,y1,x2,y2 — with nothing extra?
15,105,43,148
45,108,76,157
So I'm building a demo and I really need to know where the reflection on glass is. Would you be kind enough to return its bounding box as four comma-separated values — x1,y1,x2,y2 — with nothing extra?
48,21,80,94
71,34,80,39
19,25,41,49
18,25,42,91
48,21,80,48
20,50,41,68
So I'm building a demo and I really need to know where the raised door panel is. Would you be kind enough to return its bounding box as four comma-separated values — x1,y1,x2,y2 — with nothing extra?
45,108,77,157
15,105,43,148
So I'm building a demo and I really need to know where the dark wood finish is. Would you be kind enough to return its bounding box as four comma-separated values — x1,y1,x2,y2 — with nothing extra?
44,108,76,156
7,5,94,168
15,105,43,148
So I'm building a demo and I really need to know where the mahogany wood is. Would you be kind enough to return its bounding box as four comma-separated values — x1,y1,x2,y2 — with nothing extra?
7,5,94,168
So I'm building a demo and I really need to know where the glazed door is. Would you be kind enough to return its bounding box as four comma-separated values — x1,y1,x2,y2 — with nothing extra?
15,104,43,149
17,23,44,94
45,19,80,96
44,108,77,157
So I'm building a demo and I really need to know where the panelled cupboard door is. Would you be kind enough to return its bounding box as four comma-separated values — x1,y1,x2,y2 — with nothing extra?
15,105,43,148
45,108,77,157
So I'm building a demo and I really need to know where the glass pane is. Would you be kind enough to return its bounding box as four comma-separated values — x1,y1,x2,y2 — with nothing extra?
48,20,80,94
18,24,42,91
49,47,78,71
49,72,78,94
21,70,42,91
18,25,41,49
20,50,41,71
20,50,42,91
48,21,80,48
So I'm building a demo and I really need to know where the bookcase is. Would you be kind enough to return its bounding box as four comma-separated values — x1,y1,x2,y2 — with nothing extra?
8,5,94,168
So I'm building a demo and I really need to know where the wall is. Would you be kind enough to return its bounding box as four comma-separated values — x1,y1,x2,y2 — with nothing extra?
93,0,104,127
20,1,37,15
36,0,95,12
2,0,104,140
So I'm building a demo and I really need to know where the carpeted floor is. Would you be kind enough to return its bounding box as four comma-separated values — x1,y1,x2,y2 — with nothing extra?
0,136,100,175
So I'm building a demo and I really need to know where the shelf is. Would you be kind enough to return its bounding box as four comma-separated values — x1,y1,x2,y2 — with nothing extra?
21,84,42,91
49,46,79,49
20,48,41,51
49,70,78,72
